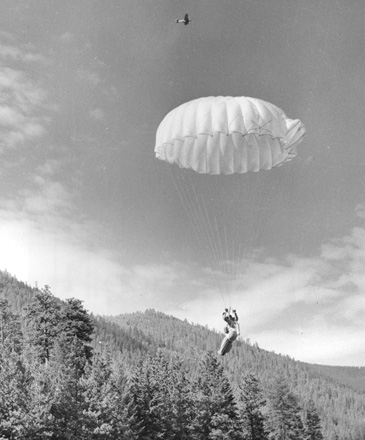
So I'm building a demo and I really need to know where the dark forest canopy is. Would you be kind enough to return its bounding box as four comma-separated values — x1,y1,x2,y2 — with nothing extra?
1,269,365,439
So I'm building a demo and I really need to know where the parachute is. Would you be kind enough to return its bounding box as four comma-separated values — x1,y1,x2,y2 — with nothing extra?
155,96,306,175
155,96,306,305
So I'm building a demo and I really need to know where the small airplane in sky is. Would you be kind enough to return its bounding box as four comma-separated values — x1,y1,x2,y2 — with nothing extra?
175,13,191,26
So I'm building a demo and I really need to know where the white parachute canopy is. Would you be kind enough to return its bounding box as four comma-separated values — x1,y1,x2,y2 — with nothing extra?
155,96,306,302
155,96,306,175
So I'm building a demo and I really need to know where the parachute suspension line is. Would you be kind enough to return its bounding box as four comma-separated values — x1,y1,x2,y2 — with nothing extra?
182,175,221,276
232,241,243,298
168,167,228,306
230,171,270,294
191,181,231,301
229,235,243,302
189,182,221,275
183,185,227,306
169,170,214,274
208,176,232,303
250,173,267,246
249,172,268,250
209,213,230,300
168,167,211,265
223,223,233,306
156,96,305,307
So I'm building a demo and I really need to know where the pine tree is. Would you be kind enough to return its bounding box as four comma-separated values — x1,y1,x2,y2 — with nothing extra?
23,360,58,438
128,350,196,439
0,298,23,355
0,351,32,439
129,350,175,439
61,298,94,363
238,373,268,440
82,354,136,439
109,362,137,439
265,374,305,440
190,351,241,440
24,286,62,364
43,336,90,439
303,400,323,440
0,300,31,438
169,356,194,440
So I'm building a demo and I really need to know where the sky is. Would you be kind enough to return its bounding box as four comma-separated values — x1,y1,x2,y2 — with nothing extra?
0,0,365,366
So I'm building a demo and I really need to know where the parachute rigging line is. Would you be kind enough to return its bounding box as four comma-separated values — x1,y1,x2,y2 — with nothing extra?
157,96,306,305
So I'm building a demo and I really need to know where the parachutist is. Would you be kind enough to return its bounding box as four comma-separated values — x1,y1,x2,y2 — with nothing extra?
175,13,191,25
218,309,240,356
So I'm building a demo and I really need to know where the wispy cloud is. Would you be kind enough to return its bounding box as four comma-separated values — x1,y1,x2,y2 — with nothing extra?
0,44,48,64
0,28,364,367
164,205,365,365
0,33,57,153
0,66,52,151
3,182,364,366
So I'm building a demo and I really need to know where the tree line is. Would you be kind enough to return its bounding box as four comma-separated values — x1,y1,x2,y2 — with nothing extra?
2,270,365,439
0,289,324,439
105,309,365,440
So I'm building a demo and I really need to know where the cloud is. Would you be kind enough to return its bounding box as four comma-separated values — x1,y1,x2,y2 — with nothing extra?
0,43,49,64
0,209,124,312
252,323,365,366
163,211,365,365
0,193,191,317
0,66,52,151
0,37,126,317
355,204,365,219
1,172,365,365
0,31,364,367
0,160,128,316
36,159,64,177
0,36,56,152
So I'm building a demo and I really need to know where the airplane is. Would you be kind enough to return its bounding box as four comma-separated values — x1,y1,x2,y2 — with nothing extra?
175,13,191,26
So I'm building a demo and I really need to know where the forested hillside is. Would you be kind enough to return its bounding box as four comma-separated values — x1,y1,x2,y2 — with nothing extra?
1,269,365,439
307,364,365,393
104,311,365,439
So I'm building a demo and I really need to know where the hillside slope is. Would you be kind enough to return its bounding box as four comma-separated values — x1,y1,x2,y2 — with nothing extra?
307,363,365,393
1,269,365,439
103,311,365,438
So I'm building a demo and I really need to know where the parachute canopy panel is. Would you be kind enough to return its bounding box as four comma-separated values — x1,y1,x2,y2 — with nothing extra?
155,96,306,175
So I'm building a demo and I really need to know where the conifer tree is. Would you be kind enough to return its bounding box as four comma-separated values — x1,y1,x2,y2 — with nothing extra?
0,298,23,355
23,361,58,438
129,350,175,439
24,286,62,364
238,373,268,440
0,301,30,438
0,350,36,439
169,356,194,440
47,336,89,439
82,354,136,439
128,350,196,439
61,298,94,363
110,362,138,440
190,351,241,440
128,359,156,439
303,400,323,440
265,374,305,440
